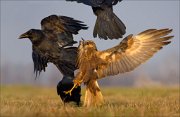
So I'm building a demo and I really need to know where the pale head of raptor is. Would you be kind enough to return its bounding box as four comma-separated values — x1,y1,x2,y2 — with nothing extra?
79,38,97,51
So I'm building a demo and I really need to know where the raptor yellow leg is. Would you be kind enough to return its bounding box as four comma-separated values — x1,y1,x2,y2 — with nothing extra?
74,79,83,86
64,83,77,96
63,80,83,96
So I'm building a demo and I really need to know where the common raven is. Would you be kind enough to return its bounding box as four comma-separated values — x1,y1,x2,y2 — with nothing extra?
64,29,173,107
57,76,81,106
66,0,126,40
19,15,88,105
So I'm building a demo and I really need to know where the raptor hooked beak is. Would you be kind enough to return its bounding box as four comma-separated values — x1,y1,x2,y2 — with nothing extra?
18,32,29,39
80,38,85,46
81,38,85,41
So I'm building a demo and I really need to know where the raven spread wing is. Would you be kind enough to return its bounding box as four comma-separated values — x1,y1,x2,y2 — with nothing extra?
32,48,48,77
66,0,122,6
96,29,173,78
55,47,78,77
32,46,78,77
66,0,125,40
41,15,88,47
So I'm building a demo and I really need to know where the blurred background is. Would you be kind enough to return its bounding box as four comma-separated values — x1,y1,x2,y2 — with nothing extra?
1,0,179,87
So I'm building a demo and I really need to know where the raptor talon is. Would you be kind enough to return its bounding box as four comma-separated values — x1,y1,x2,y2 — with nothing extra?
64,90,72,96
63,83,78,96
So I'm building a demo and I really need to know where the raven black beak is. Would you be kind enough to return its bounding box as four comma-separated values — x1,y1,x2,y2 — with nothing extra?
18,32,29,39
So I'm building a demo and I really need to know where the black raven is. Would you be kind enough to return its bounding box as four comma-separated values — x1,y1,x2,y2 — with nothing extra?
66,0,126,40
57,76,81,106
19,15,88,106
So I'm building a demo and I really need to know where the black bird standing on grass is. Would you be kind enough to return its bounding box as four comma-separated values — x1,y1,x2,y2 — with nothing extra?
66,0,126,40
19,15,88,106
57,76,81,105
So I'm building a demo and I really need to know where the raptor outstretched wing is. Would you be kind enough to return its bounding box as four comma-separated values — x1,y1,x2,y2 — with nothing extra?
97,29,173,78
41,15,88,47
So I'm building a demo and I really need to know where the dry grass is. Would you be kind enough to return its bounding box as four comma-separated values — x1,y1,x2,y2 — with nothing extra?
0,85,179,117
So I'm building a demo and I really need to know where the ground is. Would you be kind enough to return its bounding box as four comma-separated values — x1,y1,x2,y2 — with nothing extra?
0,85,179,117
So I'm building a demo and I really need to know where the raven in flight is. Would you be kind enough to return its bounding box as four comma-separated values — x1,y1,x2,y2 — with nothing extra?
64,28,173,107
66,0,126,40
19,15,88,106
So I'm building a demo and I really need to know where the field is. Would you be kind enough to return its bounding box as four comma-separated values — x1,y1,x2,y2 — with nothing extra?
0,85,179,117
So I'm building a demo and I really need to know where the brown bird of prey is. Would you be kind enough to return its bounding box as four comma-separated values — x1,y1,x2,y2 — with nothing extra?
19,15,88,106
64,28,173,107
66,0,126,40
